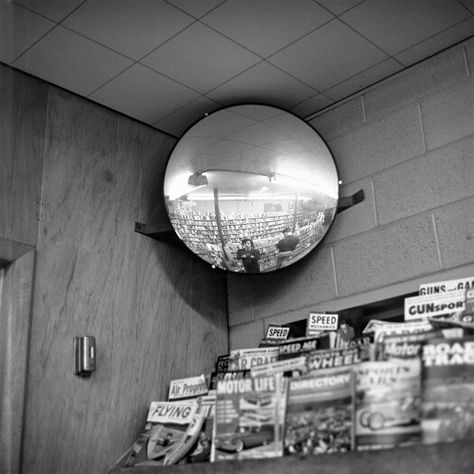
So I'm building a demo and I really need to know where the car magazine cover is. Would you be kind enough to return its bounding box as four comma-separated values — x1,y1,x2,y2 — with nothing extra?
421,336,474,444
215,354,232,373
355,359,422,450
227,347,280,370
277,335,329,360
209,369,251,390
305,345,368,373
284,367,355,455
376,331,439,361
182,392,216,464
250,356,307,378
212,373,287,461
373,320,434,345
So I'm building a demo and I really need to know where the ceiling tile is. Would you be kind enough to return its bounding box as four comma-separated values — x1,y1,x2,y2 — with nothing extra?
205,61,317,110
459,0,474,13
141,22,261,93
201,0,334,58
89,64,200,125
269,19,388,91
62,0,195,60
154,96,223,137
13,0,84,22
394,16,474,66
323,58,403,101
341,0,471,55
13,26,133,96
315,0,366,15
290,94,334,117
0,2,55,64
165,0,226,18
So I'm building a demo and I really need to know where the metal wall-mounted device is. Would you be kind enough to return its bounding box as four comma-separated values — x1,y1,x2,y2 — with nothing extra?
74,336,96,376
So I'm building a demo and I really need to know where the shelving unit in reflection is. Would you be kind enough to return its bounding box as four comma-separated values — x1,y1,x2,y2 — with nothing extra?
168,204,333,273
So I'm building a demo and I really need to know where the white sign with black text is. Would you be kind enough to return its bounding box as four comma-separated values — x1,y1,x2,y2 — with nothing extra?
307,312,339,333
405,290,465,321
419,276,474,295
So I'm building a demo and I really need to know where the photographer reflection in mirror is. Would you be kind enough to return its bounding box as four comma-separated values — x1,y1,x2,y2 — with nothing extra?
276,228,300,268
236,238,261,273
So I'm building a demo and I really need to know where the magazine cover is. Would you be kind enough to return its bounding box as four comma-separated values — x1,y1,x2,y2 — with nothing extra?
209,369,251,390
404,290,465,321
428,287,474,333
355,359,422,450
212,373,286,461
183,392,216,464
419,276,474,295
215,354,232,373
306,345,368,373
122,398,208,467
284,367,355,455
376,331,438,361
228,347,279,370
421,336,474,444
278,335,328,360
250,356,307,378
373,320,434,345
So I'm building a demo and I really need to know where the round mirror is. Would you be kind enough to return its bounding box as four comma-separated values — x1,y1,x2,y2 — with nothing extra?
163,104,339,273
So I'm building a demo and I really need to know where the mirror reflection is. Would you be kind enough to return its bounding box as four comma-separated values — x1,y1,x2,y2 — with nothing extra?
163,105,339,273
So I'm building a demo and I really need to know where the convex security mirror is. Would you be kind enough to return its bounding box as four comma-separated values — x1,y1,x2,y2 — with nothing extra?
163,105,339,274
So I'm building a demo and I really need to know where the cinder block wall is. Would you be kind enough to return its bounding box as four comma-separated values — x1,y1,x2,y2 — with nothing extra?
227,37,474,349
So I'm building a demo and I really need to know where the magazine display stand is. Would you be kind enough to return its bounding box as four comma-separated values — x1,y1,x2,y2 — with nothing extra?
110,271,474,473
110,439,473,473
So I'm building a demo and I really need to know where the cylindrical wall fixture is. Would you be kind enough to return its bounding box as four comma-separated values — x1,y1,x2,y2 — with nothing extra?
74,336,96,376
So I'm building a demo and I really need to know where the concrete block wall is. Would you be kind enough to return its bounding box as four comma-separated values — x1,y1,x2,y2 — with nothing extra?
227,36,474,349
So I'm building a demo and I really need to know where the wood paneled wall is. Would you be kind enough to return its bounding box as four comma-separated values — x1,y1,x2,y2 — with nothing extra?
0,65,47,246
0,250,35,474
0,64,228,474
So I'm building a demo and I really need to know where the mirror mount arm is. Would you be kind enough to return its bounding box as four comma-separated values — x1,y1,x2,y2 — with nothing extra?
336,189,365,213
135,221,177,240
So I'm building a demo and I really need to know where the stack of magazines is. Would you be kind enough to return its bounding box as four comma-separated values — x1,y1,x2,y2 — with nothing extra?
116,276,474,468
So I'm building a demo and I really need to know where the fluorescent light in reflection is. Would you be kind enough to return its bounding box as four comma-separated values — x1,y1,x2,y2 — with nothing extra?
188,193,300,201
275,161,338,198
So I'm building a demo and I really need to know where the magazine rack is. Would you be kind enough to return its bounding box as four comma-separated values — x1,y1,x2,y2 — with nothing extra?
110,439,473,473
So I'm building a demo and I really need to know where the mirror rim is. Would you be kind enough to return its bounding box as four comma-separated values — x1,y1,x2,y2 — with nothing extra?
163,102,340,274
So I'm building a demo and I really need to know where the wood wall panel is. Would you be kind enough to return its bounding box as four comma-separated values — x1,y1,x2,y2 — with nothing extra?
70,102,119,474
0,64,47,246
22,88,87,474
0,68,230,474
105,115,143,467
0,251,35,474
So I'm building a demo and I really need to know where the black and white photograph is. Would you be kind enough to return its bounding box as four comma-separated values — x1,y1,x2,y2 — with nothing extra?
1,1,473,473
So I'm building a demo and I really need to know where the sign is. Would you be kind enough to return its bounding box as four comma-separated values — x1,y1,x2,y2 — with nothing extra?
419,276,474,295
168,374,208,400
264,324,291,341
405,290,465,321
307,312,338,333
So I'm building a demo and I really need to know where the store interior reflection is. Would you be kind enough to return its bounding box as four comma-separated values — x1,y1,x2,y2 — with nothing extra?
164,105,339,273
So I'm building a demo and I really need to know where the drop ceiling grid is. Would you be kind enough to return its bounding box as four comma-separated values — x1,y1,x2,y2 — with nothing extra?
1,0,473,137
